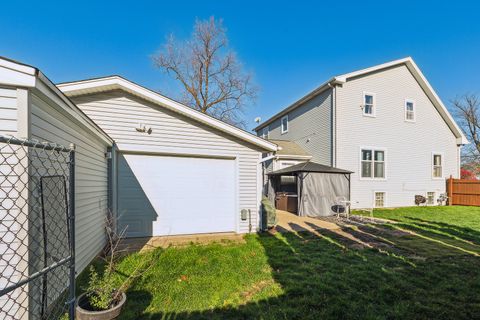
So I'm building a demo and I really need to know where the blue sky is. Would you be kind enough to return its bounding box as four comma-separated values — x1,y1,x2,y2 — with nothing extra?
1,0,479,131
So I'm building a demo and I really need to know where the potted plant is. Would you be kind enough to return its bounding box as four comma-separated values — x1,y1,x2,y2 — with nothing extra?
76,216,149,320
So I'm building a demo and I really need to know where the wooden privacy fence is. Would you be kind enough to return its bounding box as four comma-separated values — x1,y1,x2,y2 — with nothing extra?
447,175,480,206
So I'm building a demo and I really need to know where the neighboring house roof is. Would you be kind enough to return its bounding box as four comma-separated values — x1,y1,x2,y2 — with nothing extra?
269,139,311,159
57,76,277,152
0,56,112,144
268,161,353,175
254,57,468,145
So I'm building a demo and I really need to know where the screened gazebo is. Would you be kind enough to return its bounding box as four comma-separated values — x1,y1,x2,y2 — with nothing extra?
267,161,353,217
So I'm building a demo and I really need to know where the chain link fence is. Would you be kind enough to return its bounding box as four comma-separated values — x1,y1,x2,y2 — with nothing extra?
0,135,75,320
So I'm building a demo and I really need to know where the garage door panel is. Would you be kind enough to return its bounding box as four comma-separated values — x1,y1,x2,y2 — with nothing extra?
117,154,236,237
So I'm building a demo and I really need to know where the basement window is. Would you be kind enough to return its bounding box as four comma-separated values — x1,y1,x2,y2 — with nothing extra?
374,192,386,208
427,192,435,205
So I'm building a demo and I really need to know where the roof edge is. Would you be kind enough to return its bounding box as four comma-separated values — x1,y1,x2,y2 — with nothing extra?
254,57,468,144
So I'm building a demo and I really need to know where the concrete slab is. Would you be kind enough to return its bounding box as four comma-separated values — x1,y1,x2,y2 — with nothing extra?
275,210,374,248
276,210,340,232
119,232,245,253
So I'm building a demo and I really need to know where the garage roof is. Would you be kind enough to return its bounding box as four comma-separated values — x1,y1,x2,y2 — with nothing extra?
270,139,311,157
57,76,277,152
268,161,353,175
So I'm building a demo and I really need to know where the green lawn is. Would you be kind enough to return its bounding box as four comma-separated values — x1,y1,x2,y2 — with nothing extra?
78,206,480,319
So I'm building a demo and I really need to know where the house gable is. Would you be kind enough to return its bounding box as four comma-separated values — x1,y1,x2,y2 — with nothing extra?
335,63,460,208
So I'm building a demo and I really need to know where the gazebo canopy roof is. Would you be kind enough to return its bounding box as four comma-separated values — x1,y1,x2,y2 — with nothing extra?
268,161,353,176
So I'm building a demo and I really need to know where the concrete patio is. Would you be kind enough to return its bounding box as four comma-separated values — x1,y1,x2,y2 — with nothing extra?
275,210,378,248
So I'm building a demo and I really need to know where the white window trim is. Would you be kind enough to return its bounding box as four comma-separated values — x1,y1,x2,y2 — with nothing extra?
432,152,444,180
261,126,269,139
359,146,387,181
362,91,376,118
404,98,416,122
373,191,387,208
281,115,289,134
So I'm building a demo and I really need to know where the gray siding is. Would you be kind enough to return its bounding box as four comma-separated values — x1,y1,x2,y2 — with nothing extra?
336,64,459,208
72,91,263,233
260,89,333,165
30,92,109,273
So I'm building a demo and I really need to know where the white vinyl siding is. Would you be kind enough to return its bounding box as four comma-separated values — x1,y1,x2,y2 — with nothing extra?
336,64,459,208
30,93,109,273
72,91,263,233
0,87,23,319
0,87,18,135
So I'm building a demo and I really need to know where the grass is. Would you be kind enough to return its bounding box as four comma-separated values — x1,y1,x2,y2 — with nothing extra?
78,206,480,319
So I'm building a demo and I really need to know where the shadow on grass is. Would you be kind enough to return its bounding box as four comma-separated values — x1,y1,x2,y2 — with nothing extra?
124,221,480,320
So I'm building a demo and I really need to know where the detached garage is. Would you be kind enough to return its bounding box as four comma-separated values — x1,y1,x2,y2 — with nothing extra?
58,76,277,238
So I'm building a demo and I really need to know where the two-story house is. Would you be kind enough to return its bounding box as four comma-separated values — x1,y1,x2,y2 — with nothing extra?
255,57,467,209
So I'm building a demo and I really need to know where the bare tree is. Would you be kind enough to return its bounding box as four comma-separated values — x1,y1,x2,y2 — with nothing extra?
452,94,480,162
152,17,256,128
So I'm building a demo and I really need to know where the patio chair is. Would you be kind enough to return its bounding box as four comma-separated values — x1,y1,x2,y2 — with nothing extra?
332,196,351,219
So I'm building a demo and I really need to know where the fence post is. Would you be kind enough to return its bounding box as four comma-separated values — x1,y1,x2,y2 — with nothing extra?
447,175,453,206
68,144,76,319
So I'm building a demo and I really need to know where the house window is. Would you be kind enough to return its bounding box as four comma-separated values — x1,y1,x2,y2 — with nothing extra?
261,126,269,139
361,148,385,179
405,100,415,122
281,115,289,134
427,192,435,205
375,192,385,208
432,153,443,178
363,93,375,116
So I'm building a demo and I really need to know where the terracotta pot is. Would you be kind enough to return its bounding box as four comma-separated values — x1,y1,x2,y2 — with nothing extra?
76,292,126,320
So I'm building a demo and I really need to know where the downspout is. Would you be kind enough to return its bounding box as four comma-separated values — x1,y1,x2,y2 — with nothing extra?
328,83,337,167
106,146,113,216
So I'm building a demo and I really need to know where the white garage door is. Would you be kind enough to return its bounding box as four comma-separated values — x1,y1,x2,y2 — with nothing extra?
117,154,236,237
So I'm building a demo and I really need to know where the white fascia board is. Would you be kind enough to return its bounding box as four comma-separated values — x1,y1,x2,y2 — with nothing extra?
59,77,277,151
276,154,312,160
0,58,36,87
335,57,413,80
